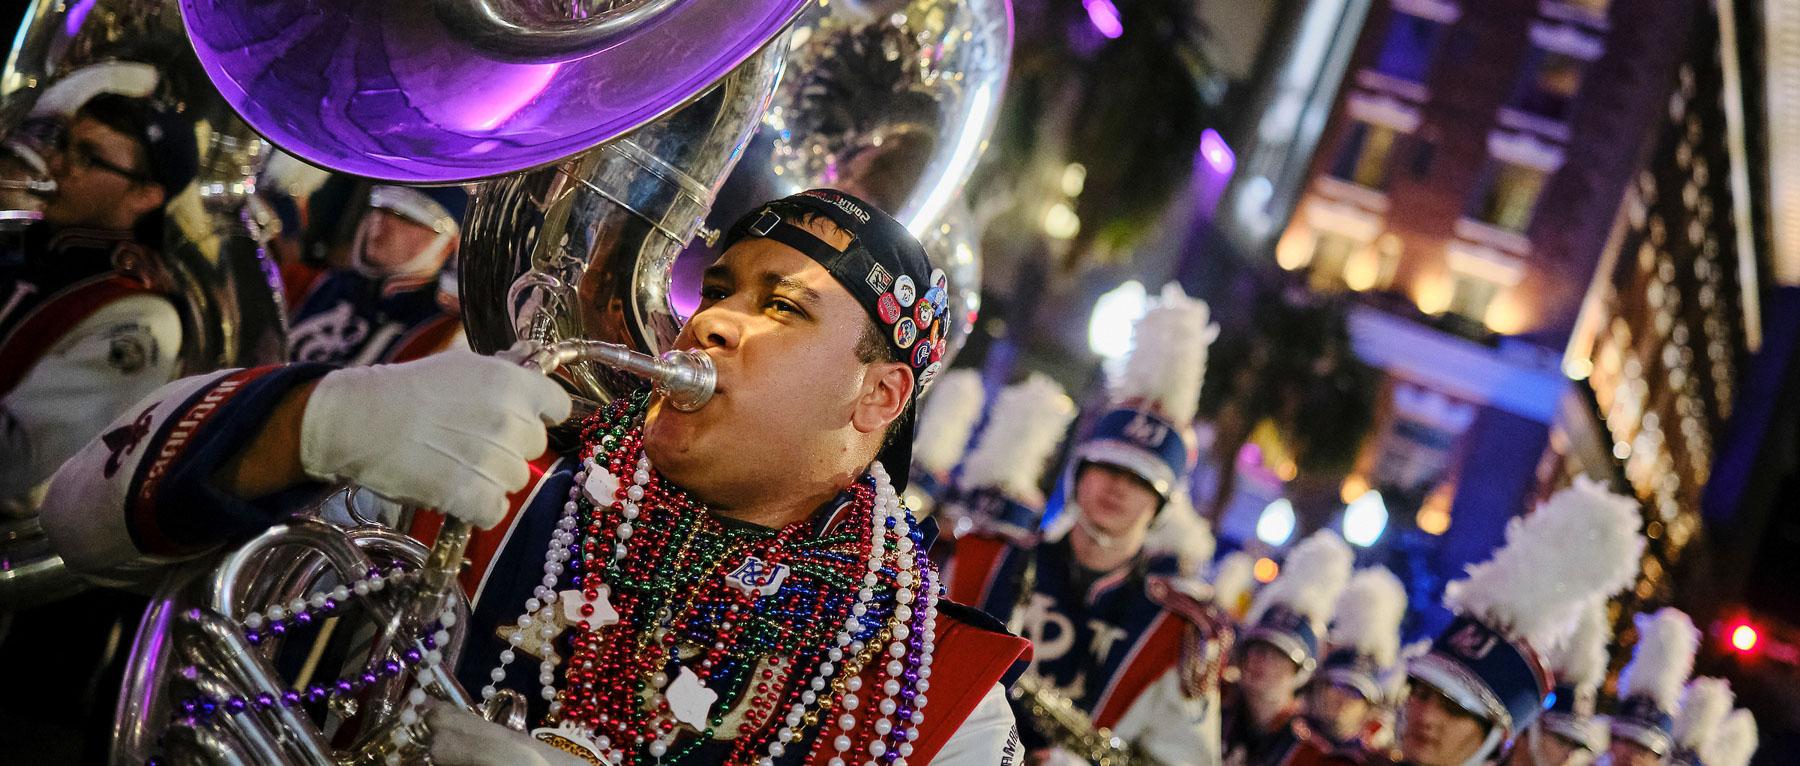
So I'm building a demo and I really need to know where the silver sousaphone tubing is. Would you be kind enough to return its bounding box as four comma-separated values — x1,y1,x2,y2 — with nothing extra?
108,0,1011,759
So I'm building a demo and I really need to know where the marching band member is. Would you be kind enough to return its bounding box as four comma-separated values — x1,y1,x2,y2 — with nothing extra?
1606,608,1703,766
283,183,470,365
902,367,987,520
945,283,1230,765
938,372,1076,540
1304,567,1408,764
1503,602,1614,766
1221,530,1354,766
0,92,195,510
1388,478,1644,766
41,189,1029,764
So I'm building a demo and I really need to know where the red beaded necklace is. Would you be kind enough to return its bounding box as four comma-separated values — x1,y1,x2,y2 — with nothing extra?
520,396,930,765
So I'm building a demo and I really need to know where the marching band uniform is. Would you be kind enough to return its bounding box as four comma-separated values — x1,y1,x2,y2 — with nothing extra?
946,284,1231,765
1608,608,1702,765
1301,567,1409,765
0,224,181,510
1507,602,1613,766
0,90,199,765
1391,477,1645,766
283,184,469,366
0,97,196,511
41,190,1029,764
1221,530,1354,766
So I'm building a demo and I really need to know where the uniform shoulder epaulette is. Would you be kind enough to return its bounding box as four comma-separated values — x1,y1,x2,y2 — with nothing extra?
1146,574,1221,628
960,520,1039,549
936,598,1015,637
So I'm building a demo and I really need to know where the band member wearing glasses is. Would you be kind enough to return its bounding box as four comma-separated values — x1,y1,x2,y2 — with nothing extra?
0,90,197,761
0,92,196,512
945,284,1231,765
41,189,1029,765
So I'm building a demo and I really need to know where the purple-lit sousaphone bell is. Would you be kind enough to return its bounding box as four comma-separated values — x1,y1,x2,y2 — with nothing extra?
109,0,1013,762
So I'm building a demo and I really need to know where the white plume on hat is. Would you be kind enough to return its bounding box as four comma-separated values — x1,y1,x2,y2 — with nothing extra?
1144,494,1216,576
1442,475,1645,649
1109,282,1218,426
1329,567,1408,667
1700,709,1759,766
1247,529,1355,634
1544,601,1615,692
1617,608,1701,713
1673,677,1735,751
957,373,1076,502
1383,639,1432,700
911,369,987,476
1211,551,1257,619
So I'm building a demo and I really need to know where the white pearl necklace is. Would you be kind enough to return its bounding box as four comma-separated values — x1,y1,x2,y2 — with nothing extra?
387,603,460,765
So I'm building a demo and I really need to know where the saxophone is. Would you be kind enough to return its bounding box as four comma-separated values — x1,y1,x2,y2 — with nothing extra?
1008,673,1167,766
1003,551,1169,766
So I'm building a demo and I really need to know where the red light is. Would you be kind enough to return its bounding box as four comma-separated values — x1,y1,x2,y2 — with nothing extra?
1730,623,1760,653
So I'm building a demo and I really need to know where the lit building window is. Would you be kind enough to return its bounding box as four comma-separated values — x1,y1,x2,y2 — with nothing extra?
1509,25,1606,123
1469,131,1565,233
1444,244,1525,324
1373,11,1449,83
1540,0,1612,27
1472,160,1549,231
1308,231,1361,291
1331,121,1402,190
1447,272,1502,320
1287,200,1386,289
1343,234,1404,291
1309,233,1403,293
1330,95,1422,193
1511,48,1586,121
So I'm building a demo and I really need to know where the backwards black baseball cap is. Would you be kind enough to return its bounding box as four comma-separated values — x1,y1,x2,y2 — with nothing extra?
719,189,954,491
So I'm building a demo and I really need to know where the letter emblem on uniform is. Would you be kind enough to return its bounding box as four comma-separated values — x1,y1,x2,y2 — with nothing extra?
1123,413,1169,447
725,556,788,596
1447,623,1497,659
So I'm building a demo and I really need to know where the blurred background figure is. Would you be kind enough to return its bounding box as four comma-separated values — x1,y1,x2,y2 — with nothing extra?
945,283,1228,764
1221,529,1353,765
1503,603,1618,766
281,182,468,366
1608,608,1704,766
1303,566,1408,763
0,92,197,511
903,367,987,521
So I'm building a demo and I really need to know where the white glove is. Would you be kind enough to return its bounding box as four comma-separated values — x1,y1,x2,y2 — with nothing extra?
425,704,589,766
301,350,571,529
